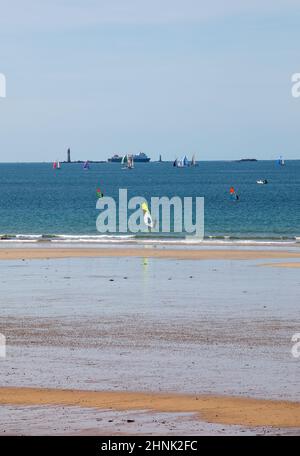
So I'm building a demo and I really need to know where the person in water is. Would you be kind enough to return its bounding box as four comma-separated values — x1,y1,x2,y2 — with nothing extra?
229,186,239,201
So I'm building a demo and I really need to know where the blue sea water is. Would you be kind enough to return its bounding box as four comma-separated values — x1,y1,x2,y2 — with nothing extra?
0,161,299,242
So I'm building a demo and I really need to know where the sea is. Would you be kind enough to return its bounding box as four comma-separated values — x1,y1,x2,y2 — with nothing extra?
0,160,299,245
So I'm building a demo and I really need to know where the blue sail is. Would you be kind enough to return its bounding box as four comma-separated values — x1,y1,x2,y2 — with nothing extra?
277,156,285,166
183,155,189,167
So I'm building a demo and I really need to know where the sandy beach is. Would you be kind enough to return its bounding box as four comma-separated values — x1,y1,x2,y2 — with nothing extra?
0,244,299,435
1,387,300,428
1,246,300,261
261,262,300,268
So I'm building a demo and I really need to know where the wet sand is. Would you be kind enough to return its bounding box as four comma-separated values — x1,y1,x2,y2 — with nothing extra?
3,404,294,436
1,246,300,434
1,387,300,428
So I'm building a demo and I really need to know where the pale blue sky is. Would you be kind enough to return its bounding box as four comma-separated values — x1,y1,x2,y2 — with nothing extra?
0,0,300,161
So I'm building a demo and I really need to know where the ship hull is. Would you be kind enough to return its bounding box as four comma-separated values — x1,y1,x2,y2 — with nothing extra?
108,157,150,163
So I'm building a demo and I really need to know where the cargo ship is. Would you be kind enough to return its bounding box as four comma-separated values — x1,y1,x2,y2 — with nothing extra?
108,152,151,163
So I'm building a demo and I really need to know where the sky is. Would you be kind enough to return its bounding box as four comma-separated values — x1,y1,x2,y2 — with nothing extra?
0,0,300,162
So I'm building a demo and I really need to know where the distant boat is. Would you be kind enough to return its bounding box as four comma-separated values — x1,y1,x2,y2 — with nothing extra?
183,155,189,167
277,156,285,166
175,155,189,167
191,154,198,167
83,160,90,170
122,154,134,169
57,161,61,169
109,152,150,162
121,154,128,169
159,154,162,162
53,160,60,170
257,179,268,185
128,155,134,169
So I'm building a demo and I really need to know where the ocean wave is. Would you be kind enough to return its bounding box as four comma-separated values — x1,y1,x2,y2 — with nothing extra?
55,234,135,240
0,233,299,246
16,234,43,240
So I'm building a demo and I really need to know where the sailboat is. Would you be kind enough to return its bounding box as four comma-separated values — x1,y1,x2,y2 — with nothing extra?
173,158,178,167
121,154,128,169
122,154,134,169
277,156,285,166
53,160,60,170
127,155,134,169
183,155,189,167
57,161,61,169
129,155,134,169
83,160,90,170
175,155,189,167
191,154,198,167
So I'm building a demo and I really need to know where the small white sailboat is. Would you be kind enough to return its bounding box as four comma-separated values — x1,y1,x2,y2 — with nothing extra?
191,154,198,167
128,155,134,169
121,154,127,168
122,154,134,169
